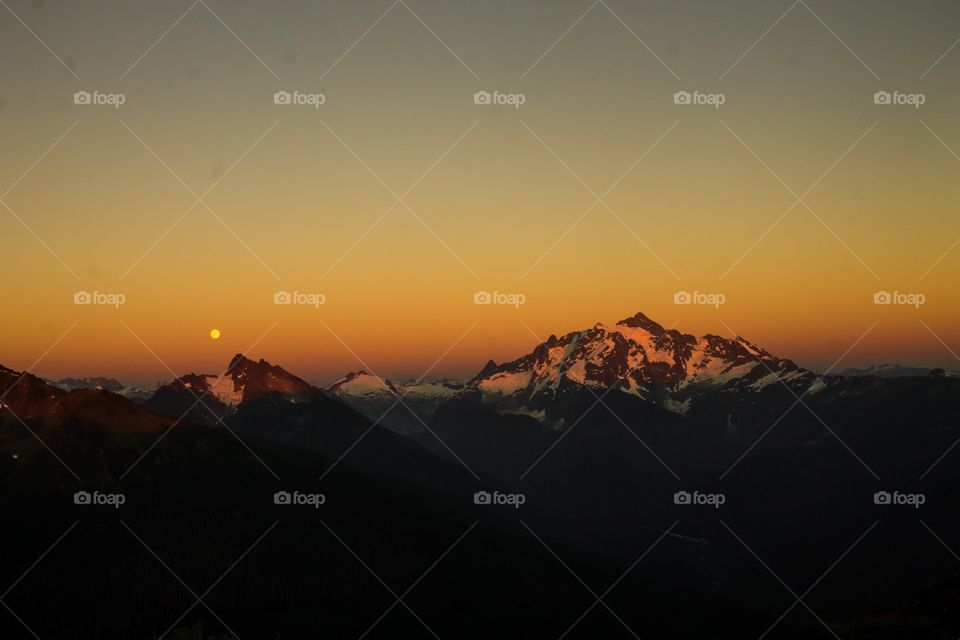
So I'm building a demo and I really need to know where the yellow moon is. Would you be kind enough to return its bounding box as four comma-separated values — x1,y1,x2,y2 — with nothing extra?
209,329,221,340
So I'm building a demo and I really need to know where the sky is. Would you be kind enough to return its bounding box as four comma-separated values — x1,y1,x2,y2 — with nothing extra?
1,0,959,386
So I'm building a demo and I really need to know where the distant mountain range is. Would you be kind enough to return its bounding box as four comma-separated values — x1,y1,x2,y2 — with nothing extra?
28,312,954,431
47,376,157,402
0,309,850,487
326,371,463,438
838,364,959,379
4,308,956,490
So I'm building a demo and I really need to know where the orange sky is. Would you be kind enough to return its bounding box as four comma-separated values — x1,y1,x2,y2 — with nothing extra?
1,1,958,385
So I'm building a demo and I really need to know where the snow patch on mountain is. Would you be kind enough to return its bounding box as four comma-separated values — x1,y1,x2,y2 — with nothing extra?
662,397,692,414
401,381,460,398
328,371,397,397
476,370,531,395
205,374,244,405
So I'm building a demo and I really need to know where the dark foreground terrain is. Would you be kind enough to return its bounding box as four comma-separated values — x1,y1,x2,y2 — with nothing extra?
2,362,960,639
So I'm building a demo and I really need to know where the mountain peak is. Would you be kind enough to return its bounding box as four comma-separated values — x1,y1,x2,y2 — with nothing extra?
327,371,397,396
469,311,816,414
228,353,255,371
470,360,499,384
616,312,665,337
144,355,319,419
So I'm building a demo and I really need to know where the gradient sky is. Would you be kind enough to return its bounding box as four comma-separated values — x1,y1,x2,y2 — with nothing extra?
1,0,959,386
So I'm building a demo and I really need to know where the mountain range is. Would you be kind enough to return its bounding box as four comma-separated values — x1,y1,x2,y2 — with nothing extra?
19,311,950,435
3,310,960,638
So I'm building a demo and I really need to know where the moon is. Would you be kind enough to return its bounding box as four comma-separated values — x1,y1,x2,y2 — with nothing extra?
209,329,221,340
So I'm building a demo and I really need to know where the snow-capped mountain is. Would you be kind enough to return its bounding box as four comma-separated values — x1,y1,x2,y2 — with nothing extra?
469,312,816,415
189,354,317,404
327,370,402,400
143,354,320,423
50,377,157,403
328,371,462,401
327,371,463,437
